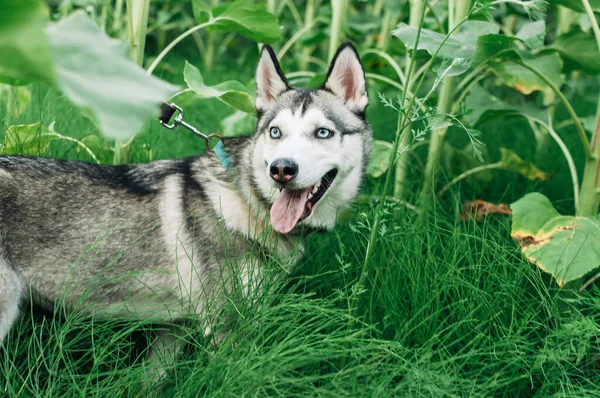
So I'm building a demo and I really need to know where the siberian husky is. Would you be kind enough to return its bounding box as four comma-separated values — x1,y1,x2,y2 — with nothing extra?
0,43,372,380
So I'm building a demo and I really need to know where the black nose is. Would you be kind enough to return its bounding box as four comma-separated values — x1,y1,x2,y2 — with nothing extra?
270,158,298,183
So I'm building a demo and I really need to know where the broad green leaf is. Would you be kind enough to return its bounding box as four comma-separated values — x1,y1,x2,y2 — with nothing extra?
0,85,31,120
554,0,600,13
391,21,499,76
547,31,600,74
498,148,547,181
511,193,600,286
0,0,54,85
511,193,560,237
490,52,564,96
464,84,545,126
581,115,597,133
211,0,281,43
516,20,546,50
470,34,520,69
3,123,52,155
220,110,256,137
367,140,393,178
192,0,211,23
46,12,178,139
465,84,519,126
184,61,255,114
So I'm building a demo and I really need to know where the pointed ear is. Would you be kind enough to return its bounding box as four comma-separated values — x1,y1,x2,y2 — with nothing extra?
322,43,369,114
255,45,290,112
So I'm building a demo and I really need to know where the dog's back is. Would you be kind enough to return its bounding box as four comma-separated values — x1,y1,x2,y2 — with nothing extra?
0,155,240,335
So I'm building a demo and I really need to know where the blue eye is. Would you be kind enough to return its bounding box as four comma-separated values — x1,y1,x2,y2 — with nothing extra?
270,127,281,139
315,128,333,139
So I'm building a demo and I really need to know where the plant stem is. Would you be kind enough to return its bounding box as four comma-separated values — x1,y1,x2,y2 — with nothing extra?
526,115,580,211
299,0,315,70
126,0,150,66
278,18,325,59
147,21,214,76
376,10,398,51
530,117,551,171
582,0,600,156
392,0,424,199
362,49,405,84
365,0,383,47
373,0,383,16
454,0,471,23
115,0,150,165
394,5,477,201
204,0,219,72
191,30,207,58
99,0,109,32
282,0,303,28
438,162,501,196
578,159,599,216
347,0,428,327
418,0,471,207
577,0,600,216
419,77,456,203
556,6,578,36
328,0,346,62
365,73,404,91
113,0,125,36
582,0,600,54
593,100,600,157
448,0,455,29
204,32,215,72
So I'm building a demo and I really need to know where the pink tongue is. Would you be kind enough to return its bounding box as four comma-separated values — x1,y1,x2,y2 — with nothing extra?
270,188,311,234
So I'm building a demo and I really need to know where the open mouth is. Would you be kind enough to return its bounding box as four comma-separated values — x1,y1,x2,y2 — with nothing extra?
270,169,338,234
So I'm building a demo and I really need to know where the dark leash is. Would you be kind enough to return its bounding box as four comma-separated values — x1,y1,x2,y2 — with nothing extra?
158,102,232,169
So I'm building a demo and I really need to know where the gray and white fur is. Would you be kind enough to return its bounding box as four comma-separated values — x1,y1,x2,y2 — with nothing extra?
0,43,372,381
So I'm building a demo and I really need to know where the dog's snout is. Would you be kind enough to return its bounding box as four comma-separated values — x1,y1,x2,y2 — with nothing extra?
270,158,298,183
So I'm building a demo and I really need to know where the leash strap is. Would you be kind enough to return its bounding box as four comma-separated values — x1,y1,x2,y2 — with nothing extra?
158,102,231,169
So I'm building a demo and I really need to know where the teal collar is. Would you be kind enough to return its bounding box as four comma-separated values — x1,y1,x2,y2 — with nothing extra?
213,140,233,170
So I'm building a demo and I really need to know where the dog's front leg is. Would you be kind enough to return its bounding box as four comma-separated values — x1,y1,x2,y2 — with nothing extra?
0,262,24,343
143,323,185,394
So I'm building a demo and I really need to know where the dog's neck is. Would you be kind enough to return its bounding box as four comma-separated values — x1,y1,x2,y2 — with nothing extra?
192,135,305,267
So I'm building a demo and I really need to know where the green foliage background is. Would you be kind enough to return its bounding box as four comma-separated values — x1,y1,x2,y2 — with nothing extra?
1,0,600,396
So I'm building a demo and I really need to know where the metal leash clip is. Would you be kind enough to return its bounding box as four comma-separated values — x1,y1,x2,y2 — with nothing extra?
158,102,222,151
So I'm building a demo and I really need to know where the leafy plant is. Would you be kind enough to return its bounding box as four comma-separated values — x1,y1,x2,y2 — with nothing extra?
0,1,177,142
184,61,254,114
4,0,600,396
0,0,54,85
511,193,600,287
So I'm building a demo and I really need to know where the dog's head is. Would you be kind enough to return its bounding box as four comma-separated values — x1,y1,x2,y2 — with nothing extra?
250,43,372,234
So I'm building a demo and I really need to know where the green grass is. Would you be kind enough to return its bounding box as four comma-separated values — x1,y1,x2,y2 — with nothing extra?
1,77,600,397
